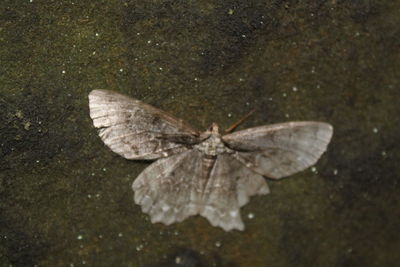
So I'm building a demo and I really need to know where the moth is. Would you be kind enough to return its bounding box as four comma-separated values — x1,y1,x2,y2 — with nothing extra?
88,90,333,231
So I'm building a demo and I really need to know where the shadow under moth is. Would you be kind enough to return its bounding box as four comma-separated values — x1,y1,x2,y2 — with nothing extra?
89,90,333,231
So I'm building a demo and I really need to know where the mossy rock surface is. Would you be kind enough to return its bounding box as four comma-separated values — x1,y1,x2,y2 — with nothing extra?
1,1,399,266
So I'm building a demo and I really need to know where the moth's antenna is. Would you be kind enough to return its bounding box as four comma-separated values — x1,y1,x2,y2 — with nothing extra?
225,109,256,133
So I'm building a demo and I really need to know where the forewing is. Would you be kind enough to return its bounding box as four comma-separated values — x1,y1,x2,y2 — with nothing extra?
223,122,333,178
132,150,204,225
200,154,269,231
89,90,199,160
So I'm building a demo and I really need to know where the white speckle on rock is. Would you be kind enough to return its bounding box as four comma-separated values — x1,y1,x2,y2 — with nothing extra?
248,213,255,219
77,235,83,240
215,241,222,248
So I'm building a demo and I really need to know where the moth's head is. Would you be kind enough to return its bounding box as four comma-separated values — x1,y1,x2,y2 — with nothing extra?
199,123,220,140
208,123,220,135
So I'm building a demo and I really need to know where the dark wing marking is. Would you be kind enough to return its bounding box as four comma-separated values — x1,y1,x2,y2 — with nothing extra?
89,90,199,160
132,150,204,224
200,154,269,231
222,122,333,179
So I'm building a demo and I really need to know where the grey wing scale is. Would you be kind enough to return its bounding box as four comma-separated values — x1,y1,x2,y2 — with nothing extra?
222,122,333,179
89,90,199,160
132,149,204,225
132,150,269,231
200,154,269,231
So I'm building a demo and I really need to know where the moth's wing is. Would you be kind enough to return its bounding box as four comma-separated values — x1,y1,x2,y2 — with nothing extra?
200,154,269,231
89,90,199,160
222,122,333,179
132,150,204,225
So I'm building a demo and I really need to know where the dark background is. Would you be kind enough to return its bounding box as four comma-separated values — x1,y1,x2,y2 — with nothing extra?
1,0,399,266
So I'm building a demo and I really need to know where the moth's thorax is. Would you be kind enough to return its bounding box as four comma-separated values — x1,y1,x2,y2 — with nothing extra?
195,134,226,156
195,124,232,156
